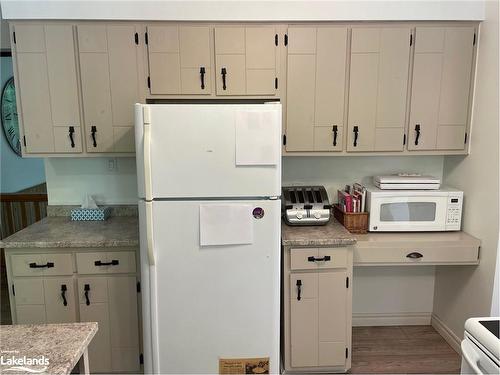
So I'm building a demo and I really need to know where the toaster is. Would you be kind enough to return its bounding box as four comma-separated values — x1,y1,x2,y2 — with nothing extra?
282,186,331,226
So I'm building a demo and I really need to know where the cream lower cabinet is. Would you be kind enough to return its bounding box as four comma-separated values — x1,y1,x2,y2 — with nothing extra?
5,248,141,374
283,246,353,373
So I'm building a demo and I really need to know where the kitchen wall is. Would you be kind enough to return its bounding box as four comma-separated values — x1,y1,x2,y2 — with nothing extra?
433,0,499,343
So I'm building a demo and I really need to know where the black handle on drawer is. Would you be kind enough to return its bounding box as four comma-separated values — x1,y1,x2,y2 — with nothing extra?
414,124,421,146
94,260,119,266
84,284,90,305
406,252,423,259
332,125,338,146
296,279,302,301
69,126,75,148
29,262,54,269
200,66,206,90
307,256,331,262
221,67,227,90
61,284,67,306
353,126,359,147
91,125,97,147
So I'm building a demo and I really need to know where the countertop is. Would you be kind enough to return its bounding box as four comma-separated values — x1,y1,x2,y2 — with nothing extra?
281,218,357,247
0,216,139,248
0,322,98,374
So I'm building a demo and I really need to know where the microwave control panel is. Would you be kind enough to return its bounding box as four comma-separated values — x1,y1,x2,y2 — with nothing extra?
446,194,463,230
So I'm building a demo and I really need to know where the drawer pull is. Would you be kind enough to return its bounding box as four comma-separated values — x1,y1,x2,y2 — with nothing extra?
221,67,227,90
353,126,359,147
332,125,338,146
406,252,423,259
84,284,90,305
307,256,331,262
69,126,75,148
414,124,421,146
94,260,119,266
29,262,54,269
296,279,302,301
61,284,67,306
200,66,206,90
91,125,97,147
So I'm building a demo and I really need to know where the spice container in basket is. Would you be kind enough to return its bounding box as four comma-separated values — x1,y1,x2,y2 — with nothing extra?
333,204,369,234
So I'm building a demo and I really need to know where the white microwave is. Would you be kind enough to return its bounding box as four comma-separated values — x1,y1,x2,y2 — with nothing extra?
366,186,463,232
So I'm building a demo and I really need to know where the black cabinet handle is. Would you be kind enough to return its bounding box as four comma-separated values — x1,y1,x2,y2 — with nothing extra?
406,252,423,259
414,124,421,146
84,284,90,305
94,260,119,266
221,67,227,90
332,125,338,146
29,262,54,269
69,126,75,148
61,284,67,306
91,126,97,147
353,126,359,147
307,256,331,262
200,67,206,90
296,279,302,301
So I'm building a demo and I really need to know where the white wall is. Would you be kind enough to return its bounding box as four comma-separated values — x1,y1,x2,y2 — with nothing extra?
433,0,499,339
0,0,485,21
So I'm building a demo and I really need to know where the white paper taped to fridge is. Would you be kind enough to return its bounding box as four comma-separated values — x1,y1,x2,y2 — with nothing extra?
199,204,254,246
235,110,279,166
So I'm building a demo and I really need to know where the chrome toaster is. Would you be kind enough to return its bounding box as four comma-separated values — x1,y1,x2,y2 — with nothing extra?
282,186,331,226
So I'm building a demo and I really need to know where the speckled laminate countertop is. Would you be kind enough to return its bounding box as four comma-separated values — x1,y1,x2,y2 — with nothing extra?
0,322,97,374
0,216,139,248
281,218,357,247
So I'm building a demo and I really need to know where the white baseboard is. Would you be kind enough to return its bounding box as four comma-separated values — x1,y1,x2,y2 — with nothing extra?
431,313,462,353
353,312,432,326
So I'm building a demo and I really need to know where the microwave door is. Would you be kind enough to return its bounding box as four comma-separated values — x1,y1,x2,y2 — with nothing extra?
370,196,448,231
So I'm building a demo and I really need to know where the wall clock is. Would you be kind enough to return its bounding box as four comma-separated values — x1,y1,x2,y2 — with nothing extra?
1,77,21,156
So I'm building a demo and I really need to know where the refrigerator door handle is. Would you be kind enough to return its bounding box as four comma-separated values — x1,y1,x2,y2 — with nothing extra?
143,107,153,201
146,201,155,265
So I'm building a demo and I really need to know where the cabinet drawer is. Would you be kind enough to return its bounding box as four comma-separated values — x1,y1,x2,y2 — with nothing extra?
290,247,348,270
11,253,73,276
354,245,479,265
76,251,136,274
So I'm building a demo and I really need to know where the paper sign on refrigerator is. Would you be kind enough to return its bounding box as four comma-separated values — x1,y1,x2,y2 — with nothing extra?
199,204,254,246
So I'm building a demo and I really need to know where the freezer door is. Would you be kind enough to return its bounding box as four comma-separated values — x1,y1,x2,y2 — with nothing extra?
135,103,281,199
150,199,280,374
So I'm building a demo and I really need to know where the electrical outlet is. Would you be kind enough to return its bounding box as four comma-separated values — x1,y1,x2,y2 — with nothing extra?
107,158,118,173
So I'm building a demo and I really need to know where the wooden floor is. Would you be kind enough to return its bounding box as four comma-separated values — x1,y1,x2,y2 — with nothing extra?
351,326,461,374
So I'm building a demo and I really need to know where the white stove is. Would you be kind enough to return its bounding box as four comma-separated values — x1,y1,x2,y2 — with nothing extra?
461,317,500,374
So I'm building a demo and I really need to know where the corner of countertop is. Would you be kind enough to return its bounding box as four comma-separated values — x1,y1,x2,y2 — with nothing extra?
281,218,357,247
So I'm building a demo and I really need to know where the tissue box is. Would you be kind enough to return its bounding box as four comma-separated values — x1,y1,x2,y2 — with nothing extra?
71,207,111,221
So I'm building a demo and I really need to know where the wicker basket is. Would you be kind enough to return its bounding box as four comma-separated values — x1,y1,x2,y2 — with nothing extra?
333,204,369,234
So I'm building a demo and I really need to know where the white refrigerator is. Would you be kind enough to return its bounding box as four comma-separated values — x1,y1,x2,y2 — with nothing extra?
135,103,282,374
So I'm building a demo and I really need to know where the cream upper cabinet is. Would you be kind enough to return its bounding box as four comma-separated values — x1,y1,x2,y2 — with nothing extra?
408,27,475,151
347,27,411,152
78,23,140,153
286,26,348,152
214,26,278,96
146,25,212,95
13,23,82,154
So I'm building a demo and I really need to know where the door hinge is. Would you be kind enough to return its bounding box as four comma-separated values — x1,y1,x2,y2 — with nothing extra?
147,76,151,89
346,277,349,288
134,32,139,45
465,132,468,144
284,33,288,46
275,34,278,46
283,134,287,146
346,348,349,358
473,33,476,45
145,32,149,45
12,31,16,44
403,134,406,145
12,284,15,296
139,353,144,365
410,34,413,46
23,136,26,147
275,77,278,90
136,281,141,293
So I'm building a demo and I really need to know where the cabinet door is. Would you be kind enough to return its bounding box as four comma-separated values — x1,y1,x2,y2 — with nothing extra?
347,27,410,152
215,26,277,96
286,27,347,152
78,24,139,153
290,273,318,367
409,27,475,151
14,278,46,324
44,277,77,323
14,23,82,154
